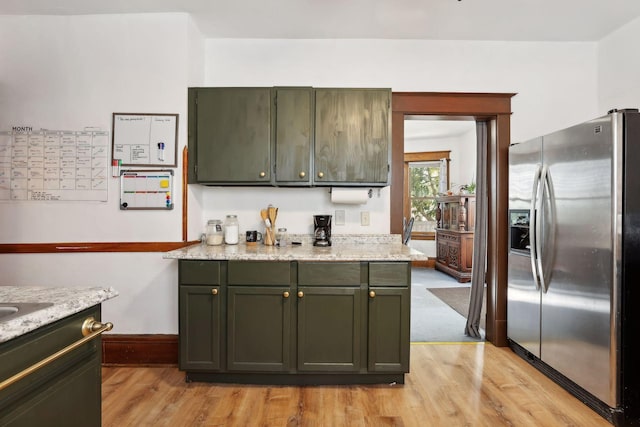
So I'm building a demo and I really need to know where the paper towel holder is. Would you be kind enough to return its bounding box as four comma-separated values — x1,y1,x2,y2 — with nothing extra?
328,188,373,205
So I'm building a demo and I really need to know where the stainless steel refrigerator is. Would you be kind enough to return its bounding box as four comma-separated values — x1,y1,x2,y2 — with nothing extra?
508,109,640,426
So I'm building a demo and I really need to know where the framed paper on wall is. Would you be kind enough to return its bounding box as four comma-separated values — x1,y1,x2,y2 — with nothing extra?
112,113,178,167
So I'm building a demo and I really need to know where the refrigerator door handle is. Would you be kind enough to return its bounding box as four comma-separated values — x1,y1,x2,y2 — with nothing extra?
539,166,556,293
536,165,550,293
530,163,543,290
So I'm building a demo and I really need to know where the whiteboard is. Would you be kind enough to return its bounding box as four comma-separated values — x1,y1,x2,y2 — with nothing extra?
112,113,178,167
120,169,174,210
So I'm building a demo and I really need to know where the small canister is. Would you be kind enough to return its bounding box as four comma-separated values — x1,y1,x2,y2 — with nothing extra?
224,215,239,245
276,228,288,247
206,219,224,245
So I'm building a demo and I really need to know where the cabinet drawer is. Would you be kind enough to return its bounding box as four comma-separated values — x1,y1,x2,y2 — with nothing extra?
298,262,361,286
228,261,291,285
369,262,410,287
179,260,221,285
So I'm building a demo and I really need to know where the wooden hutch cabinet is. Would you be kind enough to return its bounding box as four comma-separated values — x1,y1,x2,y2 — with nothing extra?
435,194,476,282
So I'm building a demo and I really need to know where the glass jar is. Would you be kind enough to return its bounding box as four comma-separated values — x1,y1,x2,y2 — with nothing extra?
205,219,224,246
224,215,239,245
276,228,288,247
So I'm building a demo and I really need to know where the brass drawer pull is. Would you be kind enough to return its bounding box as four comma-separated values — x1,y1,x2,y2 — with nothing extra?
259,171,266,178
283,291,290,298
297,291,304,298
211,288,218,295
317,172,324,178
369,291,376,298
299,171,306,178
0,317,113,392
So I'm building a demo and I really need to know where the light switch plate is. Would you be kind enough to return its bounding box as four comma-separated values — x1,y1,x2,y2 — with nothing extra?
335,209,346,225
360,211,370,226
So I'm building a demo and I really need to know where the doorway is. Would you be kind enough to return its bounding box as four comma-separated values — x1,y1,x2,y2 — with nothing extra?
403,118,481,342
390,92,514,347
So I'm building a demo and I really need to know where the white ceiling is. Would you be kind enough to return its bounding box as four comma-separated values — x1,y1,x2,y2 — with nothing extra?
3,0,640,41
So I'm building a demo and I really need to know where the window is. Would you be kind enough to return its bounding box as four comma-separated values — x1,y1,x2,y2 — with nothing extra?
404,151,450,240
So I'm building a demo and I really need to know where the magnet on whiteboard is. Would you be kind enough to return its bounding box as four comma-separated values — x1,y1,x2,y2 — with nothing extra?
160,179,169,188
157,142,165,161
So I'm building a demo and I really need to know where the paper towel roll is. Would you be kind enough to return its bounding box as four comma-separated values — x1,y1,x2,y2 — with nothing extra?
330,188,369,205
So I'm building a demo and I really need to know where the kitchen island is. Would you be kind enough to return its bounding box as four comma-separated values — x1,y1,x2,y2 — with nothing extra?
0,286,118,427
165,235,423,385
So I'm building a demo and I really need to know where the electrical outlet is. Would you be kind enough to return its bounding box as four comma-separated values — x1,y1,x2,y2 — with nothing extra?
360,211,370,226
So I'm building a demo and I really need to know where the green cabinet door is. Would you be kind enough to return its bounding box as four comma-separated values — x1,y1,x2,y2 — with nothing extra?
179,285,222,371
275,87,314,185
297,287,362,372
190,87,273,184
367,287,410,373
314,88,391,185
227,286,292,372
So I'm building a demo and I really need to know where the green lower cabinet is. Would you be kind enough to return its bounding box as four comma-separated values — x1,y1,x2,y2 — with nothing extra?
297,287,361,372
368,287,410,373
179,285,222,371
227,286,292,371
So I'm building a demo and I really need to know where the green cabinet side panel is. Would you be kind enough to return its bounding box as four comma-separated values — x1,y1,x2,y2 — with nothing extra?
368,287,410,373
228,261,292,285
179,285,221,371
194,87,272,183
0,307,101,427
369,262,411,287
297,287,361,372
298,262,361,286
275,87,314,185
179,260,221,285
0,360,100,427
314,88,390,185
227,286,291,371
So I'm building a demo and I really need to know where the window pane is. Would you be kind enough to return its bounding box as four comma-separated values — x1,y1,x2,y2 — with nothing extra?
409,162,440,233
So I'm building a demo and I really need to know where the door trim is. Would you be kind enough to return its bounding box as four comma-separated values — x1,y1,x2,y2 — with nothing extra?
391,92,515,347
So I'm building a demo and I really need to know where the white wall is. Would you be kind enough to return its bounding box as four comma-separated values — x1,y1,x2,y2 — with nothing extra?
196,38,598,252
598,16,640,113
0,14,609,334
0,13,199,334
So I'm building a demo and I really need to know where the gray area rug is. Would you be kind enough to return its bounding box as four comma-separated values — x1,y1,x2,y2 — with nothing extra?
410,268,484,342
427,286,487,331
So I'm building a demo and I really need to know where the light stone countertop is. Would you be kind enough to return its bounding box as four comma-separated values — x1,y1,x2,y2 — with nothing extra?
164,234,427,262
0,286,119,343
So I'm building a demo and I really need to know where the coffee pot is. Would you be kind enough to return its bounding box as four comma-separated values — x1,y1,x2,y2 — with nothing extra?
313,215,332,247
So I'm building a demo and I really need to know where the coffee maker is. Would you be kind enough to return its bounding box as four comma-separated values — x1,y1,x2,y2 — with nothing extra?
313,215,332,247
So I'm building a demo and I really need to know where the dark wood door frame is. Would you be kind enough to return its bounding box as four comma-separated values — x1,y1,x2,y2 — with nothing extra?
391,92,515,347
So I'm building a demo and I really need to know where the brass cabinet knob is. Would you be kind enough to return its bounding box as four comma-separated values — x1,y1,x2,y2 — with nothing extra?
211,288,218,295
283,291,290,298
259,171,266,178
317,172,324,178
297,291,304,298
369,290,376,298
299,171,306,178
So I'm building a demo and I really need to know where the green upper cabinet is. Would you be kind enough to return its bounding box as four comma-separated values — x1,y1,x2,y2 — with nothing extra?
188,86,391,187
189,87,273,184
274,87,314,185
314,88,391,186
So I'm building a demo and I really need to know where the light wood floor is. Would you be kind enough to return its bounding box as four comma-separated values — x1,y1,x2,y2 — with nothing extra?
102,343,611,427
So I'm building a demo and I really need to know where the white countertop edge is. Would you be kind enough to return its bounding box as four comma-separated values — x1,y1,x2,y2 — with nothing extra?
0,286,119,344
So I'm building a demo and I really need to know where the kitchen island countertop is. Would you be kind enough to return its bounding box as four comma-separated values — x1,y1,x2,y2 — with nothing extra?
164,234,427,262
0,286,119,343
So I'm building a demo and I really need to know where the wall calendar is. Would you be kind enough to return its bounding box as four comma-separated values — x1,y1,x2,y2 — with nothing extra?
0,129,109,202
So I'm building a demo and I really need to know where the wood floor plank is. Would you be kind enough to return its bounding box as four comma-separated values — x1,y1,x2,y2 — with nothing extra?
102,343,612,426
